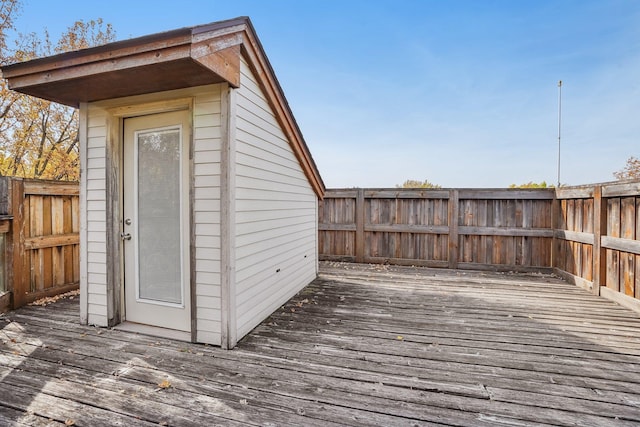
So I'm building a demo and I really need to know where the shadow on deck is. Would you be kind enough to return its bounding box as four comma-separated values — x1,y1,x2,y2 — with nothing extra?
1,262,640,426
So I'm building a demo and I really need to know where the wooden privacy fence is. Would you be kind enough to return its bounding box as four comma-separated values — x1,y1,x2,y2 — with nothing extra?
319,182,640,312
319,188,555,271
0,177,80,312
554,181,640,312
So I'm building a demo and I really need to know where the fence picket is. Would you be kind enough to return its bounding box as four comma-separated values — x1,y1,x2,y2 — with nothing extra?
1,178,79,310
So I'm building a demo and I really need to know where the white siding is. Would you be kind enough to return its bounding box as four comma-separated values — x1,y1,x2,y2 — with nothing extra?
84,105,109,326
81,85,223,343
193,87,223,345
234,58,318,338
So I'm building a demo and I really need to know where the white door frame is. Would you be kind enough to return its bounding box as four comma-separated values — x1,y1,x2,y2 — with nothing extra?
102,97,195,340
98,96,196,342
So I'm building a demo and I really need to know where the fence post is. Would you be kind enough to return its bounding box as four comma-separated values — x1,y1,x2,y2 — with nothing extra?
0,177,8,215
550,191,558,270
0,177,9,311
448,189,459,269
355,188,365,263
592,185,606,295
8,179,28,308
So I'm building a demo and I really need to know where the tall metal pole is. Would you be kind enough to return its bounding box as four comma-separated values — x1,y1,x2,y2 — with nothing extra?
557,80,562,187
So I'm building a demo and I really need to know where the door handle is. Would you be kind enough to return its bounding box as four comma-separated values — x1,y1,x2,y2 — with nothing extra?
120,232,132,241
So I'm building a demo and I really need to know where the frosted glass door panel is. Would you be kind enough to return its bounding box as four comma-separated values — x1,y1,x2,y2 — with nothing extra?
123,110,191,333
136,128,182,305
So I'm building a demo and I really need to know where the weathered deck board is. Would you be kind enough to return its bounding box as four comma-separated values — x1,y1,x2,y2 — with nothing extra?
2,262,640,426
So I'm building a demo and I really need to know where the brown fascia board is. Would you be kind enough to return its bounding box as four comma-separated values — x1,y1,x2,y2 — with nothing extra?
1,28,193,80
0,16,325,198
0,16,250,78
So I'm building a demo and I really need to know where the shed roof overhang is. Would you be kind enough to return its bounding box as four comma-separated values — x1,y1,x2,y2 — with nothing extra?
0,17,325,197
0,21,244,107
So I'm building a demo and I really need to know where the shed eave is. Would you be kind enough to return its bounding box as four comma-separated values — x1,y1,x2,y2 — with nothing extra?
0,28,241,108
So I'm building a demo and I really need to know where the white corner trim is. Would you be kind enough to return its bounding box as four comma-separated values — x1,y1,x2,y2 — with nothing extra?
78,102,89,325
220,85,237,349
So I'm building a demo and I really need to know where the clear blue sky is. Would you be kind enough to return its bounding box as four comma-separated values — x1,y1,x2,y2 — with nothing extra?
9,0,640,188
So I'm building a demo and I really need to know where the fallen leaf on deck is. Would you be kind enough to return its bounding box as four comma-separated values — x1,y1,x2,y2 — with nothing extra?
30,290,80,307
65,419,75,426
397,336,404,341
157,379,171,389
295,298,310,307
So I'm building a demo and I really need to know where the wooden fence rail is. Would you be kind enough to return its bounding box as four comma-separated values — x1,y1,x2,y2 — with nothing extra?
319,182,640,313
319,188,555,272
0,177,79,312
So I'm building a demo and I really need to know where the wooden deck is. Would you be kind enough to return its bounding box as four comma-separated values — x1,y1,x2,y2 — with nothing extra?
2,262,640,426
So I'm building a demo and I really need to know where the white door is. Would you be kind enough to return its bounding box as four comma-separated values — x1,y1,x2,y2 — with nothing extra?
123,110,191,333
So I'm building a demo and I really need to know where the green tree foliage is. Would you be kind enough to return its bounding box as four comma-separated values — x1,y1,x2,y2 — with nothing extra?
0,0,115,180
613,156,640,181
508,181,553,189
397,179,442,189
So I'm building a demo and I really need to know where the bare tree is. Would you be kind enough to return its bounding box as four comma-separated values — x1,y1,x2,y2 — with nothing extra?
613,156,640,181
1,5,115,180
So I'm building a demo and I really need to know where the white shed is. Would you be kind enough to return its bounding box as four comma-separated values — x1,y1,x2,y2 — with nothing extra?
1,17,325,348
